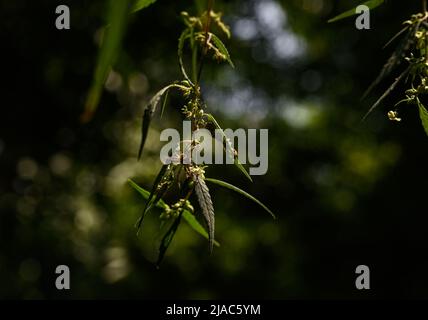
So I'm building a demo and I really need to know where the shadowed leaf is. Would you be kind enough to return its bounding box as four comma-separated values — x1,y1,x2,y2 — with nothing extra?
138,85,174,160
157,211,183,267
135,165,169,231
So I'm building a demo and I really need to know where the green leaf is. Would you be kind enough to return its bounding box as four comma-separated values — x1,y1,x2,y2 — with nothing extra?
138,85,174,160
182,210,220,247
418,100,428,137
193,174,215,252
206,113,252,182
135,165,169,231
160,89,169,119
209,32,234,68
128,179,167,208
82,0,132,123
132,0,157,13
328,0,384,23
205,178,276,219
157,211,182,267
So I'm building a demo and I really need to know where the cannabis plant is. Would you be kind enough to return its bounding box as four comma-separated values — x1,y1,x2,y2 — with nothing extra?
129,8,275,266
329,0,428,136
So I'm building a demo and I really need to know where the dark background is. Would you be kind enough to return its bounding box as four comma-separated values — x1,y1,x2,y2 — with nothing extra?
0,0,427,299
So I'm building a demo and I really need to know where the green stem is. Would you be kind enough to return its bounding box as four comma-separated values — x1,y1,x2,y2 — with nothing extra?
191,28,198,84
196,0,215,83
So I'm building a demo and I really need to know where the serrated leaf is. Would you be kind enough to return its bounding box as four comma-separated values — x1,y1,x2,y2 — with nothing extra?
182,210,220,247
82,0,132,123
132,0,157,13
135,165,169,231
138,85,174,160
418,100,428,137
193,174,215,252
206,113,252,182
328,0,384,23
205,178,276,219
157,211,182,267
209,32,234,68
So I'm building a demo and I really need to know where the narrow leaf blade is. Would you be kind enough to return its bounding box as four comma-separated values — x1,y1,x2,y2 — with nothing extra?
82,0,132,122
138,85,173,160
328,0,384,23
136,165,169,231
209,33,234,68
206,113,252,182
127,179,167,208
157,211,182,267
418,101,428,137
132,0,157,13
205,178,276,219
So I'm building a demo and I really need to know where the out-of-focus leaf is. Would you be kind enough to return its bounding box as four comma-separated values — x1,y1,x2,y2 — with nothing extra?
418,100,428,137
132,0,157,13
205,178,276,219
183,210,220,247
206,113,253,182
82,0,132,123
193,174,215,252
209,32,234,68
328,0,384,23
157,211,182,267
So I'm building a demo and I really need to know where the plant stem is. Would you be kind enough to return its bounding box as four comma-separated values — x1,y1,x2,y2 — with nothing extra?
191,28,198,83
424,0,427,13
196,0,215,84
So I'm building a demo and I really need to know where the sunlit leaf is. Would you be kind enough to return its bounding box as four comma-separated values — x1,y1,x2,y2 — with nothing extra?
328,0,384,23
183,210,220,247
205,178,276,219
418,100,428,137
82,0,132,123
193,174,215,252
209,32,234,68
